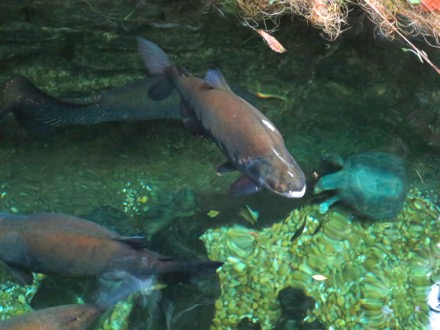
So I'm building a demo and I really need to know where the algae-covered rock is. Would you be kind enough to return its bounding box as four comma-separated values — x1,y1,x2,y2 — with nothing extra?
200,188,440,329
0,272,43,321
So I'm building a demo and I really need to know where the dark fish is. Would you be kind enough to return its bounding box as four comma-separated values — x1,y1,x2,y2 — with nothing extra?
0,212,223,285
0,75,181,136
0,303,104,330
0,75,260,136
137,38,306,198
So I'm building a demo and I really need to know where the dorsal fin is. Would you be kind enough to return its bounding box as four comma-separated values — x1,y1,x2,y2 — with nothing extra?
115,236,150,249
204,69,232,92
137,38,171,76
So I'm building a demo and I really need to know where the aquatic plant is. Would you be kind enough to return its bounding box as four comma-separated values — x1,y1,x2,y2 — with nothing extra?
200,188,440,328
202,0,440,43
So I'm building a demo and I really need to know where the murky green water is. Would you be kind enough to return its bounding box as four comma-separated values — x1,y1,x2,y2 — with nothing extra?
0,1,439,329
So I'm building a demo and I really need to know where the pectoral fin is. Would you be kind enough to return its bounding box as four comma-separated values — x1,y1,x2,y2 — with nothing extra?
5,264,34,286
229,175,262,196
204,69,233,92
217,161,237,174
158,256,173,261
116,236,150,250
180,98,206,135
148,76,174,101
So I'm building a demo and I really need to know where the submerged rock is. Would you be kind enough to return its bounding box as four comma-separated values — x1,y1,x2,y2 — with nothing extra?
200,189,440,329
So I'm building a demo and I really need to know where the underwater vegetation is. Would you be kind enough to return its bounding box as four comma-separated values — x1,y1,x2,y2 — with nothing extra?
201,0,440,75
201,0,440,45
201,188,440,329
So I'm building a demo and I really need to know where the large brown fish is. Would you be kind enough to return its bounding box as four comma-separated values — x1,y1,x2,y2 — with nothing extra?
0,212,222,285
0,303,104,330
137,38,306,198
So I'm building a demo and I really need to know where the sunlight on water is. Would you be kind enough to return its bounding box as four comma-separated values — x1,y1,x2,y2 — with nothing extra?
0,0,439,328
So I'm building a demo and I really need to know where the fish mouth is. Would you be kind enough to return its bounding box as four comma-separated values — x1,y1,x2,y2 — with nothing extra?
285,184,306,198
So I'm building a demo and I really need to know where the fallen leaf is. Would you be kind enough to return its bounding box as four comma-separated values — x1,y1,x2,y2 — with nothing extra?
256,29,287,53
207,210,220,218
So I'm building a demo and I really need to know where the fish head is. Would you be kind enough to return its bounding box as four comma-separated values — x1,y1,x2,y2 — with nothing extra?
247,155,306,198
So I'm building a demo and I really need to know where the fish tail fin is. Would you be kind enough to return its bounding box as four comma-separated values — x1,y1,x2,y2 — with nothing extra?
97,271,156,308
136,38,174,101
185,260,224,274
2,75,59,136
14,111,59,136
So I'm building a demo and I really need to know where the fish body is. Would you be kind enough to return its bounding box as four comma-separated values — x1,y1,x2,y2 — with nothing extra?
0,75,181,135
0,75,258,136
0,304,103,330
137,38,306,198
0,212,222,285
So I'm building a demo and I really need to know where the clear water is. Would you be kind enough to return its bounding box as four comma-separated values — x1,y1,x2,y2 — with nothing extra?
0,1,439,329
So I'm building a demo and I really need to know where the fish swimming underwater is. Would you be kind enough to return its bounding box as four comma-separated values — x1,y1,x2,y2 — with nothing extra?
0,75,260,136
0,75,181,136
137,38,306,198
1,269,156,330
0,303,104,330
0,212,223,286
0,270,155,329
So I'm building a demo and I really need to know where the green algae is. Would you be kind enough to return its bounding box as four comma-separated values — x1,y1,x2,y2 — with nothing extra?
201,189,440,329
0,1,439,329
